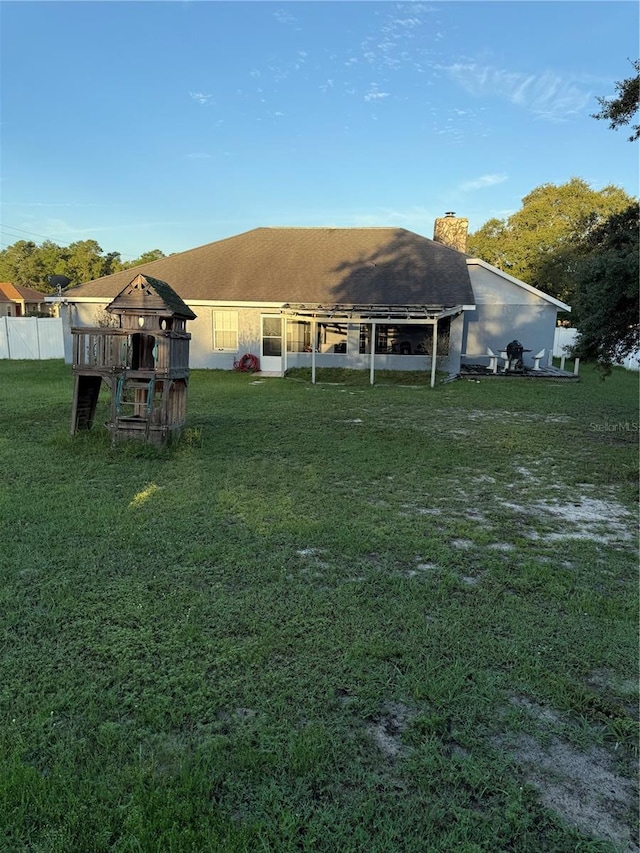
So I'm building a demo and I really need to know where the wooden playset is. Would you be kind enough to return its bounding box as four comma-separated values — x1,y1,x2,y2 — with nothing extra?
70,274,196,445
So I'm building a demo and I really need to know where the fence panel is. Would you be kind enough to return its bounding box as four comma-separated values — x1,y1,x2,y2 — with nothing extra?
36,318,65,358
0,318,9,359
553,326,638,370
7,318,39,358
0,317,64,359
553,327,577,358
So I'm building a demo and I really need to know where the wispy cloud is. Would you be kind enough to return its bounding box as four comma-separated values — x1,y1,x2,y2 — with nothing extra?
359,3,438,73
460,173,508,192
440,63,591,121
186,152,212,160
364,85,390,103
273,8,296,26
189,91,214,106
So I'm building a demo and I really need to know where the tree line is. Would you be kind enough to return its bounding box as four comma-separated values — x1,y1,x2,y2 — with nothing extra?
0,239,166,293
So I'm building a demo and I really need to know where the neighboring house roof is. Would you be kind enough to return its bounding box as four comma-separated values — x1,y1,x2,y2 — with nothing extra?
61,228,476,310
0,282,48,302
106,274,197,320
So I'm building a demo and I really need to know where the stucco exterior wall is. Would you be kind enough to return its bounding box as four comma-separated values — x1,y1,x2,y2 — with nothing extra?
188,306,264,369
464,263,559,367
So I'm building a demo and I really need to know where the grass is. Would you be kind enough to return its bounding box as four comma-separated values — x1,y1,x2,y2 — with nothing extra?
0,360,638,852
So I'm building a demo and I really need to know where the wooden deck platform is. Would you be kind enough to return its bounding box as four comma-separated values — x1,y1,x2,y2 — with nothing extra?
458,363,580,381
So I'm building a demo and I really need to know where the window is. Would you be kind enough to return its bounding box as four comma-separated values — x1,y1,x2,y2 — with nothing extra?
213,311,238,351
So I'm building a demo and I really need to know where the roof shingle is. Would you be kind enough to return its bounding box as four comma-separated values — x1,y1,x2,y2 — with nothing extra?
64,227,475,308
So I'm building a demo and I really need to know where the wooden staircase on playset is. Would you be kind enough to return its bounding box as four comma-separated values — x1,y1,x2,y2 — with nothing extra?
70,274,197,446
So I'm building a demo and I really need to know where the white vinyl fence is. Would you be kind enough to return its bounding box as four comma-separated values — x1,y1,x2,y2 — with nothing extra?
0,317,64,360
553,327,578,358
553,326,639,371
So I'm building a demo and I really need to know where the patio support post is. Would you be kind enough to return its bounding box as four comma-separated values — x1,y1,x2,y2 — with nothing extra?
369,322,376,385
430,318,438,388
282,315,288,374
311,319,317,384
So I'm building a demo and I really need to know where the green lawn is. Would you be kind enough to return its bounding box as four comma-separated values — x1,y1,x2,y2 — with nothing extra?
1,360,638,852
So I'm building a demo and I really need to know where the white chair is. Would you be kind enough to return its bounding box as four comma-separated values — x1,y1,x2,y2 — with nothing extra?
532,348,545,370
486,347,499,374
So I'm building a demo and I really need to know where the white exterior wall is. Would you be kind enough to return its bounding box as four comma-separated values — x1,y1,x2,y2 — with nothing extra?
188,305,264,369
464,263,560,368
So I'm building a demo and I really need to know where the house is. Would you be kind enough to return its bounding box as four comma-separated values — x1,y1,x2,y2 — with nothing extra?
0,288,12,317
0,282,53,317
51,216,570,384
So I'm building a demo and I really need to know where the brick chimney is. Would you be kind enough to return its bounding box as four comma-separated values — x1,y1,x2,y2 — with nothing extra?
433,212,468,253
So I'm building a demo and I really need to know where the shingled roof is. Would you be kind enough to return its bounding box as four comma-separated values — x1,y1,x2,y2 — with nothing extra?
64,227,475,309
0,282,48,302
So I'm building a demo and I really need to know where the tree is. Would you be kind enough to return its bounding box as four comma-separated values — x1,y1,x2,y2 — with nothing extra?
467,178,635,303
63,240,122,284
570,202,639,368
0,239,168,291
592,59,640,142
121,249,166,270
0,240,51,290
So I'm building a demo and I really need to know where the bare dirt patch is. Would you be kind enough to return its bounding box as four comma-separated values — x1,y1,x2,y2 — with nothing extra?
368,702,415,759
587,669,639,701
501,496,635,545
495,732,638,851
486,542,515,552
451,538,474,550
494,695,639,851
400,559,439,579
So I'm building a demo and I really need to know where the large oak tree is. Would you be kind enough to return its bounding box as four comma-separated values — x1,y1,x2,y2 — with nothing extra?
467,178,635,304
570,202,639,367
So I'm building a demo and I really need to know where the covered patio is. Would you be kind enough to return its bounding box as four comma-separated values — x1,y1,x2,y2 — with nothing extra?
280,303,473,387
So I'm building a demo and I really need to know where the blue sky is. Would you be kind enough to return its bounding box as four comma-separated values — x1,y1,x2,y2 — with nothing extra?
1,1,638,260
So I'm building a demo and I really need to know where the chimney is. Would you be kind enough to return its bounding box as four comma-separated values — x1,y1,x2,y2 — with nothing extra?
433,212,468,253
